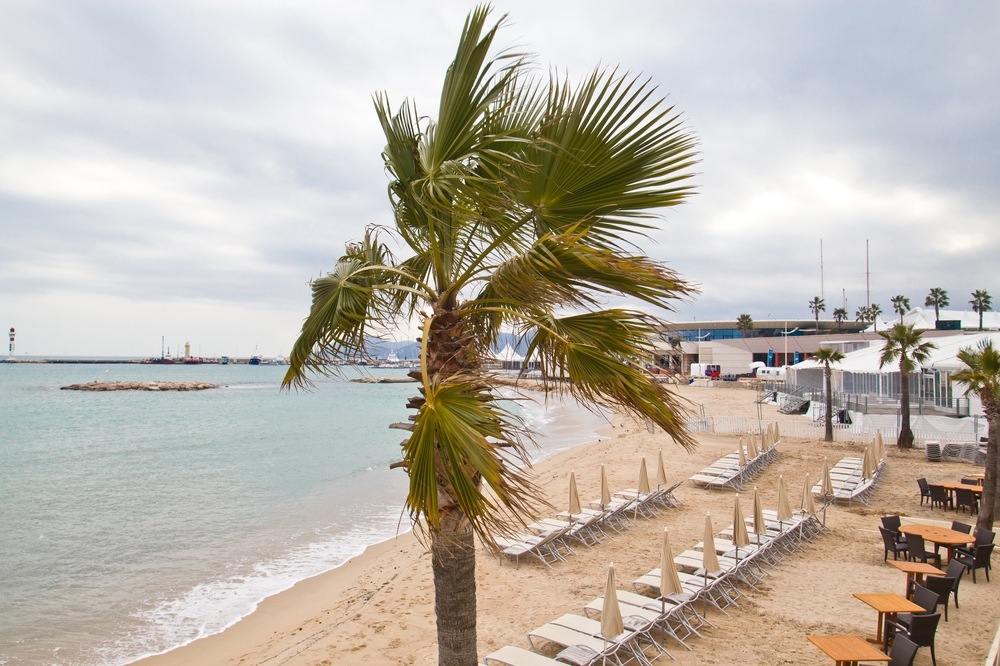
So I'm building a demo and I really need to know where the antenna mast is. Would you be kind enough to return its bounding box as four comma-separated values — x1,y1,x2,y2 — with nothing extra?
820,238,825,302
865,239,870,307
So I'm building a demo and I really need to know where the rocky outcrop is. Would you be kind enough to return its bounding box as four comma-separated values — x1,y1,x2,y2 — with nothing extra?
350,376,418,384
61,381,219,391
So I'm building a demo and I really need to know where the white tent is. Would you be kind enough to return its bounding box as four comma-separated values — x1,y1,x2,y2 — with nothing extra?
491,345,525,370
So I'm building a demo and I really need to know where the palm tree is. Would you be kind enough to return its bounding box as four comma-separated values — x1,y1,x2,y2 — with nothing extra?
878,324,936,449
736,313,754,338
832,307,847,332
952,340,1000,530
971,289,992,331
925,287,949,326
870,303,883,332
813,346,846,442
890,294,910,323
282,8,698,664
808,296,826,331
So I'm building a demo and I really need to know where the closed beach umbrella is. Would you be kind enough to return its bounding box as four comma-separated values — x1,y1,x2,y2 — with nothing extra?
601,563,625,640
638,458,650,495
821,458,834,496
600,464,612,507
568,471,582,517
656,449,668,488
659,529,684,598
738,439,747,467
747,432,759,458
776,475,793,522
752,486,767,536
761,429,768,452
732,495,750,551
775,422,781,440
801,473,816,515
702,513,721,573
862,445,874,480
875,431,884,460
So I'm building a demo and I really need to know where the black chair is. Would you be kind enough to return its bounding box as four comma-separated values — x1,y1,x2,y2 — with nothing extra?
945,559,966,608
888,612,940,666
922,574,955,621
905,533,941,568
951,521,972,534
917,478,932,505
955,543,994,583
863,634,919,666
928,485,952,511
881,516,907,544
880,526,909,561
956,526,996,558
954,487,978,514
961,478,978,485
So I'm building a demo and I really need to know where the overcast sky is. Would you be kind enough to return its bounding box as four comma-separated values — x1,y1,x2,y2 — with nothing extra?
1,1,997,356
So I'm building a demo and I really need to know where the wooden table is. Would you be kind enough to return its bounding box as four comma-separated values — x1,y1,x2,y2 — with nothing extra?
887,559,945,598
853,593,923,647
939,482,984,493
807,635,891,665
899,524,975,563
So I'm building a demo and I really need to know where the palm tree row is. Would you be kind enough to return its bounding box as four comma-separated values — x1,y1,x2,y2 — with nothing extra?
283,7,698,664
855,303,883,332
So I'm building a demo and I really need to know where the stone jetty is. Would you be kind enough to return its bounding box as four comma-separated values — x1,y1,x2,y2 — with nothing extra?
61,381,219,391
350,376,418,384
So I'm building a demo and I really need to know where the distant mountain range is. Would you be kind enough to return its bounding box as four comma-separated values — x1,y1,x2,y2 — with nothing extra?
366,333,528,360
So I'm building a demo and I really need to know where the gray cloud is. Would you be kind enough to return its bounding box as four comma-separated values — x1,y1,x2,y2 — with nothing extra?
1,0,997,355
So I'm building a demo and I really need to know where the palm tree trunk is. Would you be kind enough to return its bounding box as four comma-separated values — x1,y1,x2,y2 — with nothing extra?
824,363,834,442
977,415,998,531
431,524,479,666
898,369,914,449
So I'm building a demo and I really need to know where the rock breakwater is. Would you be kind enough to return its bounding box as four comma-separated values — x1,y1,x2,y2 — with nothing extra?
61,381,219,391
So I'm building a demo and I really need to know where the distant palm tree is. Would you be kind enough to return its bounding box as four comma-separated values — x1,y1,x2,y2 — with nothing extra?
813,346,846,442
833,307,848,332
925,287,949,326
890,294,910,323
971,289,993,331
808,296,826,331
879,324,936,449
736,313,754,338
282,8,698,664
855,305,870,324
952,340,1000,530
870,303,883,332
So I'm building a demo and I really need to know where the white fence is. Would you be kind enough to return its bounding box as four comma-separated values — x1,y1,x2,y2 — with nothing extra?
684,415,984,451
987,619,1000,666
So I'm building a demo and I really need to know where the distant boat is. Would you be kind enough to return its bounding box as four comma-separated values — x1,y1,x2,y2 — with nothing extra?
149,357,174,365
220,356,230,365
248,354,262,366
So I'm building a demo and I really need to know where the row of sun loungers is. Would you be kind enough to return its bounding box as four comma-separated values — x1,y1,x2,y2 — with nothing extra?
810,453,887,507
484,497,826,665
688,432,783,491
492,481,684,569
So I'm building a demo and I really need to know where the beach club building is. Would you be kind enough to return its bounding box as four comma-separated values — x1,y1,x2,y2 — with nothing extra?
786,331,1000,419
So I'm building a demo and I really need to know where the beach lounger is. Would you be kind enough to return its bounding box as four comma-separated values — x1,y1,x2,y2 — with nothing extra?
526,622,647,666
483,645,565,666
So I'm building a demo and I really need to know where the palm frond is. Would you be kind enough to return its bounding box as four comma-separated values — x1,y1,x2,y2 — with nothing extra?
283,232,428,389
515,67,698,248
402,374,547,545
520,310,696,449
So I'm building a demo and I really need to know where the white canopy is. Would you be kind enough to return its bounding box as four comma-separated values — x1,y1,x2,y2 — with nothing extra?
491,345,524,362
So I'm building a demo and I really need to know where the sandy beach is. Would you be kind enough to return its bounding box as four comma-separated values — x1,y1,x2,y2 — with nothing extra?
133,384,998,666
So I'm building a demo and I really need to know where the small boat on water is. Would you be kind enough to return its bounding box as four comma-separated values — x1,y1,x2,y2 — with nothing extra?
248,354,262,365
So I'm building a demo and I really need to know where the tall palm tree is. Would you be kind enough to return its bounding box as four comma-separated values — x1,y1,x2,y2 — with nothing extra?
952,340,1000,530
890,294,910,323
971,289,992,331
855,305,869,324
925,287,949,326
833,307,848,332
808,296,826,331
870,303,883,332
878,324,936,449
282,8,698,664
813,346,845,442
736,313,754,339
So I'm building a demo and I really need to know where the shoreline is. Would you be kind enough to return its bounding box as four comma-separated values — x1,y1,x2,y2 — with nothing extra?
129,391,611,666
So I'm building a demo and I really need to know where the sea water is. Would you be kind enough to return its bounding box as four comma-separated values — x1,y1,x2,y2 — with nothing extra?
0,363,607,666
